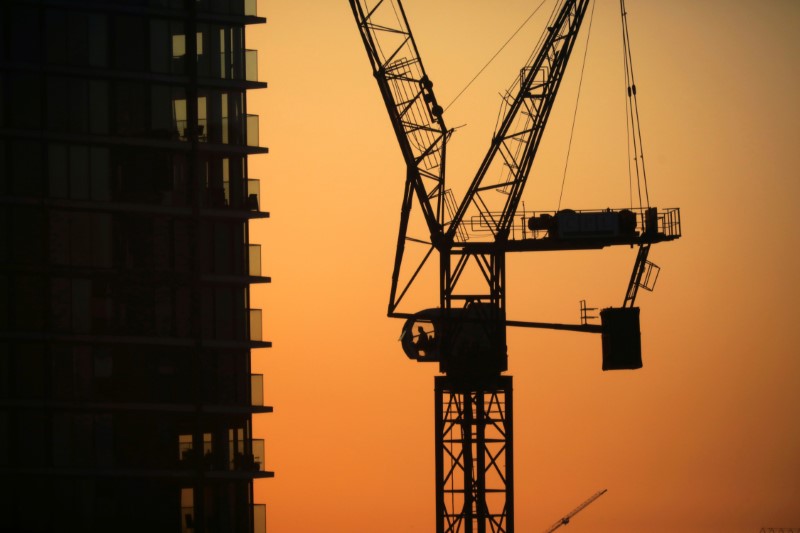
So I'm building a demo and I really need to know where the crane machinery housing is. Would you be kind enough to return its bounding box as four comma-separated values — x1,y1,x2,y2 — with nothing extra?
349,1,681,532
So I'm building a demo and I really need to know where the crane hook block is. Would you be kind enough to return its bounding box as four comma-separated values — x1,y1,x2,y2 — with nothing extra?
600,307,642,370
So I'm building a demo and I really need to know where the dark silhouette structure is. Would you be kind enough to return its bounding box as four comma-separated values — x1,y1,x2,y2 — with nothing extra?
0,1,271,531
350,1,681,531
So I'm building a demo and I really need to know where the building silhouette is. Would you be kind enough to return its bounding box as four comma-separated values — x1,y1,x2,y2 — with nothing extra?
0,1,271,531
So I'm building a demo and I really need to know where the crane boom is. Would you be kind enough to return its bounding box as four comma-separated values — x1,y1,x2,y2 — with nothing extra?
448,0,591,243
543,489,608,533
349,0,450,314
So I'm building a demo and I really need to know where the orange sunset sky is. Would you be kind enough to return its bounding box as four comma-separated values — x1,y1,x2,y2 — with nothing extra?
246,1,800,531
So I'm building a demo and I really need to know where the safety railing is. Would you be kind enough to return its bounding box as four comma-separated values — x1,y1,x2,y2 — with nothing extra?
180,436,265,472
191,0,258,16
178,436,214,466
220,178,261,210
181,507,195,533
251,439,265,471
251,374,264,406
215,50,259,82
465,206,683,241
253,504,266,533
244,114,259,146
658,207,682,239
175,115,259,146
249,309,262,341
249,244,262,276
228,440,264,471
172,49,259,81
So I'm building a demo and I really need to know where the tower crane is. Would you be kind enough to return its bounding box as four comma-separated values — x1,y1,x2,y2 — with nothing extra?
543,489,607,533
349,1,681,532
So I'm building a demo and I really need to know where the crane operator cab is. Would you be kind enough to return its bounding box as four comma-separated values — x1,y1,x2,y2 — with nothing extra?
400,309,440,362
400,304,508,379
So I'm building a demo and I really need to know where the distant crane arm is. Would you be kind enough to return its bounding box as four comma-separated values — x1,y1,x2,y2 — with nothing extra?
543,489,607,533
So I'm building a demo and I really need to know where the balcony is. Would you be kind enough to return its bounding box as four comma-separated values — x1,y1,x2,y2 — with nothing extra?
171,49,260,81
215,115,260,146
251,374,264,406
227,438,265,471
181,507,195,533
215,50,260,82
245,114,260,146
253,504,266,533
208,178,260,211
182,504,264,533
249,309,262,341
251,439,265,471
175,115,259,147
178,437,217,471
188,0,259,17
223,178,261,210
180,436,265,472
249,245,262,276
245,50,259,81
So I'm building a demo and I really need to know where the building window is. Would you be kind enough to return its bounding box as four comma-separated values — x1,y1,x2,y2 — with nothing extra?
17,411,47,467
0,6,5,61
0,411,8,466
44,10,107,67
46,77,108,135
0,77,4,127
8,73,42,130
0,278,6,330
114,147,178,203
113,15,147,71
49,211,112,268
48,144,111,201
49,277,113,334
151,84,186,139
9,6,42,64
10,207,46,265
115,81,147,136
13,344,45,400
10,141,43,197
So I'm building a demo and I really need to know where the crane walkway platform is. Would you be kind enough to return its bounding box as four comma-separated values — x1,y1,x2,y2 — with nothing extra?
458,207,681,253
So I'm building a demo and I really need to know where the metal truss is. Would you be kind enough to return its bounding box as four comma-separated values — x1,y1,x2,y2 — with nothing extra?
435,376,514,533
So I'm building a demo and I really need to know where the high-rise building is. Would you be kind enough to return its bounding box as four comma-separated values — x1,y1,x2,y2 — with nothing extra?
0,1,271,531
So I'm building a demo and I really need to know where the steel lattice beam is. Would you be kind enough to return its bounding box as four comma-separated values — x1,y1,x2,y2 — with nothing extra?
435,376,514,533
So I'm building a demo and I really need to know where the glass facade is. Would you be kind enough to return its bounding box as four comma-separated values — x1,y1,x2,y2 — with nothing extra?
0,1,270,531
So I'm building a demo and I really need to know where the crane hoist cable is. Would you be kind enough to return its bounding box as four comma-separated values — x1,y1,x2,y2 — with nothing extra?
556,0,597,212
620,0,650,210
443,0,548,113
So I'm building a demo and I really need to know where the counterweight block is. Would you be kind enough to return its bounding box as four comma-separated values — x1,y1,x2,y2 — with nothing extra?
600,307,642,370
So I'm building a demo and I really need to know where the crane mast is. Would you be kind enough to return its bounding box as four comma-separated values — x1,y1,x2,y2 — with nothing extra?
349,1,681,532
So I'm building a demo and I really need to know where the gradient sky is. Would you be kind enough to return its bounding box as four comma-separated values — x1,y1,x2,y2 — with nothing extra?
247,1,800,531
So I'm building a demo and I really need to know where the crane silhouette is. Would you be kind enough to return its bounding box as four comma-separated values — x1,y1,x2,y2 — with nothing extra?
543,489,607,533
349,1,681,532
